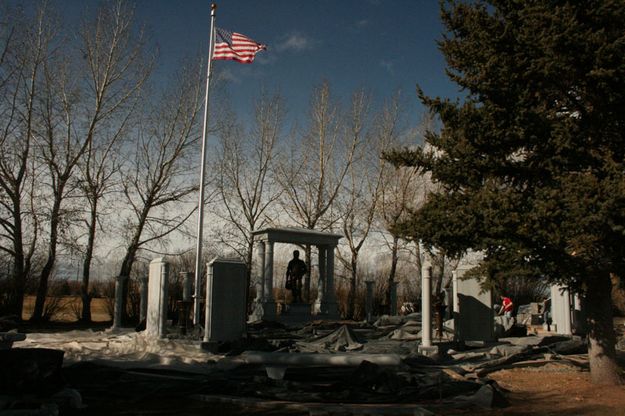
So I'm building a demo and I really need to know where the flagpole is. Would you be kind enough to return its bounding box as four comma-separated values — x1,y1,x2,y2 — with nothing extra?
193,2,217,326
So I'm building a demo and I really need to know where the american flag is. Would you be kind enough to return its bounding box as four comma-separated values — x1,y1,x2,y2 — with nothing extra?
213,27,266,64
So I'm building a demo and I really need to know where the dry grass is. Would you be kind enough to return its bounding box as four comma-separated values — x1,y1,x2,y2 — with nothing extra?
21,295,111,322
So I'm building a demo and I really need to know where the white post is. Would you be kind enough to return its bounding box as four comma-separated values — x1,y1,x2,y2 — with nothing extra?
421,263,432,347
264,241,274,302
193,3,218,326
256,241,266,301
314,246,326,312
562,288,572,335
203,263,214,343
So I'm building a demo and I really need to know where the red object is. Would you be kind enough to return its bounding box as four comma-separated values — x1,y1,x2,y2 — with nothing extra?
213,27,266,63
502,297,513,312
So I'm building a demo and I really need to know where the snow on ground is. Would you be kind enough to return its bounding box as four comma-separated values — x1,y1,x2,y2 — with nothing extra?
14,330,218,374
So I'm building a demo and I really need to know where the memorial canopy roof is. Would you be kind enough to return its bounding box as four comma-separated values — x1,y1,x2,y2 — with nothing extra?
252,227,342,246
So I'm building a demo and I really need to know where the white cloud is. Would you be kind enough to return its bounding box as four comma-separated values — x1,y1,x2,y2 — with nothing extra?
276,33,314,52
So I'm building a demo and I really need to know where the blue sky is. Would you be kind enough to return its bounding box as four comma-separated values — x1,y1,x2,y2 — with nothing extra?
31,0,460,126
137,0,460,120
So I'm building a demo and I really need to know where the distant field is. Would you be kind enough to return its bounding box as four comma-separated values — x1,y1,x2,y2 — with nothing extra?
22,295,111,322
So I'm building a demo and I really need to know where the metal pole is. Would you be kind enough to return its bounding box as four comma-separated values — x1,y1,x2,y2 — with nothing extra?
193,3,217,326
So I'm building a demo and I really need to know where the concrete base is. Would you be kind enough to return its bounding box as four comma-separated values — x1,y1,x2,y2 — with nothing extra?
233,351,402,380
315,301,340,320
418,345,439,357
200,341,219,354
260,301,277,320
278,303,311,327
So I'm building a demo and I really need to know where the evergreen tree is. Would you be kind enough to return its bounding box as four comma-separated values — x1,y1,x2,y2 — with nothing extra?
386,0,625,384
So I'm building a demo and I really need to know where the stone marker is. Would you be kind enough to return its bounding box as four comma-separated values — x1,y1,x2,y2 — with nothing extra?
146,258,169,339
550,285,572,335
203,258,247,346
453,268,494,343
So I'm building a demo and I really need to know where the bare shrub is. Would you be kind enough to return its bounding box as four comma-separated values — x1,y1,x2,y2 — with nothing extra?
41,279,77,321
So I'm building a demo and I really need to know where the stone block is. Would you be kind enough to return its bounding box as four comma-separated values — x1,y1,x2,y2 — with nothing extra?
278,302,312,327
146,258,169,339
204,258,247,343
453,269,494,343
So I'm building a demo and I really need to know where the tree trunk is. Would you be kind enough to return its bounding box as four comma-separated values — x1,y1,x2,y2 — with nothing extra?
80,202,98,323
10,196,26,320
117,246,138,325
348,253,358,319
585,269,622,385
386,235,399,310
31,196,61,322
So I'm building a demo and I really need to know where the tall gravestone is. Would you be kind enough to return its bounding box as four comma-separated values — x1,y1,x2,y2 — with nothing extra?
203,258,247,345
453,268,494,342
551,284,573,335
146,258,169,339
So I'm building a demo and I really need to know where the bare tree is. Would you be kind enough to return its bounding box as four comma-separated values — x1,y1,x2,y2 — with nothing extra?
28,0,149,321
277,81,360,300
214,92,285,292
378,114,438,309
336,94,403,318
76,0,151,322
114,62,204,325
0,3,54,318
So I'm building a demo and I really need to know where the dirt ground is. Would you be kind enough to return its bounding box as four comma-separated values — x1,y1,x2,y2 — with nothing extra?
470,368,625,416
21,295,111,322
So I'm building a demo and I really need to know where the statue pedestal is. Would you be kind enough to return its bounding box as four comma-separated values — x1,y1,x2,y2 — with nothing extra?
278,302,311,327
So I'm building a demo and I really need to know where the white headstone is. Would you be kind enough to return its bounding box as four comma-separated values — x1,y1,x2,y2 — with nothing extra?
146,258,169,339
550,284,572,335
453,268,494,342
204,258,248,343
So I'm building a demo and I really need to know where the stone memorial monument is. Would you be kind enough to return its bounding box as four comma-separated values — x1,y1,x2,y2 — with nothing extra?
203,258,248,346
250,227,342,323
452,267,494,343
146,258,169,339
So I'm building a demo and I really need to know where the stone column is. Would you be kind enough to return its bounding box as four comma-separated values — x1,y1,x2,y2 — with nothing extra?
257,242,266,301
112,275,128,329
390,281,399,315
139,276,148,323
304,247,311,303
261,241,276,319
320,245,339,318
263,242,274,301
421,263,432,347
365,280,374,323
146,258,169,339
313,246,326,314
551,284,573,335
181,272,193,302
561,288,572,335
